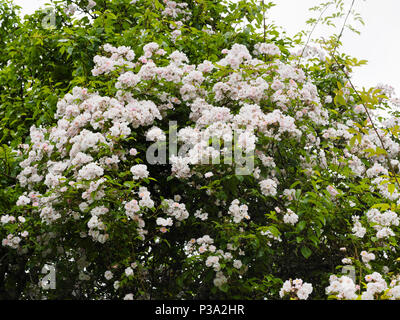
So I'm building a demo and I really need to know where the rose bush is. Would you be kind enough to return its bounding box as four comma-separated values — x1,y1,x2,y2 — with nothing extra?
0,0,275,298
2,0,400,300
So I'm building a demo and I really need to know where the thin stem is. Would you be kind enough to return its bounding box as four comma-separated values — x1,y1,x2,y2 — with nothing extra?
325,0,400,190
297,3,331,67
331,0,355,57
332,56,400,190
262,0,266,43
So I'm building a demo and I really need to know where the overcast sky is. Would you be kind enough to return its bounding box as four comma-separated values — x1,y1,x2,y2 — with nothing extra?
12,0,400,96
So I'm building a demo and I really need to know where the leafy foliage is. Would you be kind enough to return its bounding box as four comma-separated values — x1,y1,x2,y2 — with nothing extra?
1,0,400,301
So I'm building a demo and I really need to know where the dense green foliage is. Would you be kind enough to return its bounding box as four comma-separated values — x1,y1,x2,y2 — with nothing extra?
2,0,400,301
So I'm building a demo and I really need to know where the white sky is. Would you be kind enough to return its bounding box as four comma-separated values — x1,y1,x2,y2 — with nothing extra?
12,0,400,96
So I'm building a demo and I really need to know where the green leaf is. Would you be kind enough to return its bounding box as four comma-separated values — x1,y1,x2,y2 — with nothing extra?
301,246,312,259
334,94,347,106
388,184,396,195
371,203,390,211
296,236,303,243
297,221,307,232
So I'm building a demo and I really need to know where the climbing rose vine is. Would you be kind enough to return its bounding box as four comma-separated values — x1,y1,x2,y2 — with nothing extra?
2,0,400,300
